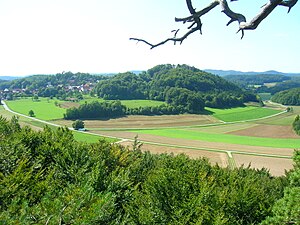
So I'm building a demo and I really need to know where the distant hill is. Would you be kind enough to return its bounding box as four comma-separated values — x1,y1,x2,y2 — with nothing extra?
204,69,300,77
0,76,22,81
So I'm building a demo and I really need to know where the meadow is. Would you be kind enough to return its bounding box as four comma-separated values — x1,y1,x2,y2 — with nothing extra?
207,106,282,122
134,128,300,149
80,98,165,109
5,98,65,120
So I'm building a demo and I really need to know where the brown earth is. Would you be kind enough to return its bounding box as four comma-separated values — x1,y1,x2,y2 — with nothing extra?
119,141,228,167
233,154,293,176
228,124,299,139
56,114,219,129
92,130,294,157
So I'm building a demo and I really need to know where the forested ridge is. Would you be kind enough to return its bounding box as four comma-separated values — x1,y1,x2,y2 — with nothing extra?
0,116,299,224
93,64,258,110
271,88,300,105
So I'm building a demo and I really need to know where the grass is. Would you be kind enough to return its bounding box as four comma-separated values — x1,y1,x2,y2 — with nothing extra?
1,104,117,143
5,98,66,120
80,98,165,109
206,106,282,122
134,128,300,149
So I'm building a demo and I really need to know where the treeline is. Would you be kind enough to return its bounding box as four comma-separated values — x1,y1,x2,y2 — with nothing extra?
258,78,300,95
64,101,190,120
224,74,291,88
93,64,258,110
1,116,299,224
271,88,300,105
64,101,126,120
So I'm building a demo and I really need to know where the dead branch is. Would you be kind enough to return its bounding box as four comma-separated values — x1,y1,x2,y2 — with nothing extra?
130,0,298,48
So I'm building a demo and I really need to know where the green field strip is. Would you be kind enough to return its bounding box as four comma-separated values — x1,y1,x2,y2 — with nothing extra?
134,128,300,149
1,102,118,143
5,98,66,120
207,106,283,122
129,140,292,159
79,98,165,109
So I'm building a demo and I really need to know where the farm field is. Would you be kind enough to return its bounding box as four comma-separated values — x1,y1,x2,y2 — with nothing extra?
5,98,65,120
0,105,117,143
120,141,228,166
2,99,297,176
233,154,293,176
78,98,165,109
133,128,300,149
55,114,219,129
207,106,282,122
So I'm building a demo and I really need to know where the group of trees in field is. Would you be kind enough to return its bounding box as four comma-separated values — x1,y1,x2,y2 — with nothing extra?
0,116,299,224
64,101,126,120
271,88,300,105
64,101,187,120
93,64,258,111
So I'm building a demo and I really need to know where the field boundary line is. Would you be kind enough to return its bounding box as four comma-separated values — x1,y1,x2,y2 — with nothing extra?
126,139,293,159
87,109,288,131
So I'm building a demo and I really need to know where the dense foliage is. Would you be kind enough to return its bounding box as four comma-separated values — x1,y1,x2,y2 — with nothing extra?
292,115,300,135
1,116,299,224
64,101,187,120
64,101,126,120
93,64,258,110
72,119,85,130
271,88,300,105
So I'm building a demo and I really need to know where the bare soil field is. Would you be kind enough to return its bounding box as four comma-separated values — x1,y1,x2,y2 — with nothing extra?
55,114,219,129
233,154,294,176
92,130,294,157
119,141,228,166
228,124,299,139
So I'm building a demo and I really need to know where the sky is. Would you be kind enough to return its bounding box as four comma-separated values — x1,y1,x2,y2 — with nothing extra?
0,0,300,76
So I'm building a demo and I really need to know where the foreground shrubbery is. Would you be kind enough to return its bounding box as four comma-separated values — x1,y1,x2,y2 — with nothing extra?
0,116,299,224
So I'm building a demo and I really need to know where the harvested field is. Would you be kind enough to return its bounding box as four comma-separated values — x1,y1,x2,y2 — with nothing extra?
233,154,294,176
119,141,228,166
228,124,299,139
91,130,294,157
55,114,219,129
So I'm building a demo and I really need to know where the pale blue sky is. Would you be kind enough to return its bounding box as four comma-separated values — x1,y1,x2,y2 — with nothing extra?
0,0,299,76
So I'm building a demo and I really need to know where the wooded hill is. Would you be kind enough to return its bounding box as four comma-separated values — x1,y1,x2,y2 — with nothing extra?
271,88,300,105
93,64,258,111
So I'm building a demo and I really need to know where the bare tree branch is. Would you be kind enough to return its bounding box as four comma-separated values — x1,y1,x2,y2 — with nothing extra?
130,0,298,49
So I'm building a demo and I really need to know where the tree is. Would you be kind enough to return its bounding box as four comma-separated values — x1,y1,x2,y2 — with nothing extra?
28,110,35,117
130,0,298,48
72,119,85,130
292,115,300,135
